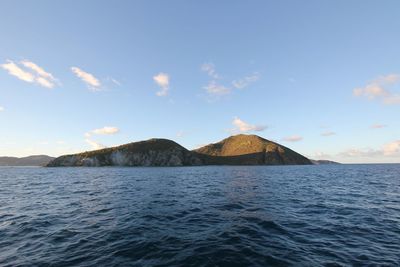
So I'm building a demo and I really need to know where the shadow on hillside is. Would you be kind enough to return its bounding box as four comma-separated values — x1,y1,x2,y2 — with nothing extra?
194,151,311,165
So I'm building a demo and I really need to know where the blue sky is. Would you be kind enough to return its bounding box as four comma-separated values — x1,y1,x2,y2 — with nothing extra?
0,0,399,163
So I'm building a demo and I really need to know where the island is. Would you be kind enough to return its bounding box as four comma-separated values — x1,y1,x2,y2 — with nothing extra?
0,155,55,166
46,134,313,167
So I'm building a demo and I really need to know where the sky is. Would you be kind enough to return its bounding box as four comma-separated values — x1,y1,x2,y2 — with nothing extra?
0,0,399,163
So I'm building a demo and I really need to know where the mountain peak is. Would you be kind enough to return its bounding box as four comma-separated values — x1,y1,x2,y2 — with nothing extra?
194,134,311,165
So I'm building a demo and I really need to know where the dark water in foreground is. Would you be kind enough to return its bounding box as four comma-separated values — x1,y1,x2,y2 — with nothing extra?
0,165,399,266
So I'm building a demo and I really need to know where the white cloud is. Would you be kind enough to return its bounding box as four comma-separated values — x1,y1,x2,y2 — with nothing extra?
353,74,400,105
204,81,230,95
0,106,4,112
201,63,230,97
375,74,400,84
283,135,303,142
339,148,381,158
313,151,332,159
200,62,260,99
371,124,387,129
36,76,54,88
92,126,120,135
1,60,58,88
321,131,336,137
201,63,219,79
383,140,400,156
1,60,35,82
83,127,119,149
71,67,101,91
21,60,57,82
339,140,400,158
232,72,260,89
86,126,120,137
153,72,169,96
353,84,389,98
232,117,267,132
85,138,105,150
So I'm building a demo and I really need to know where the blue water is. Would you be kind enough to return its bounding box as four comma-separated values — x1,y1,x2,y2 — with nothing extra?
0,165,399,266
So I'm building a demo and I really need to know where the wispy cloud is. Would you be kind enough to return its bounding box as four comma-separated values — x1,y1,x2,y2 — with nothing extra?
86,126,120,137
36,76,54,88
232,72,260,89
85,138,105,150
92,126,120,135
201,62,260,98
204,81,230,95
201,63,219,79
84,126,119,150
282,135,303,142
375,74,400,84
110,78,121,86
321,131,336,137
201,62,227,97
71,67,101,91
371,124,387,129
353,74,400,105
1,60,58,89
21,60,58,86
153,72,169,96
232,117,267,132
0,106,4,112
1,60,35,82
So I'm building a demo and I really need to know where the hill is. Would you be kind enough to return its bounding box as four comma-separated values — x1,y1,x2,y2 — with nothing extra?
46,138,202,167
194,134,312,165
47,135,312,167
0,155,55,166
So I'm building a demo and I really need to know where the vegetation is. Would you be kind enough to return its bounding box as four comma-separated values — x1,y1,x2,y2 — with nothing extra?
47,135,312,167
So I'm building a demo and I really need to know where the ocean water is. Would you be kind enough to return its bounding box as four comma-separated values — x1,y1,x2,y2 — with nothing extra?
0,165,399,266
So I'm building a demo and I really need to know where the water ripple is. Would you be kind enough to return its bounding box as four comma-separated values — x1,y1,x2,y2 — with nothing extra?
0,165,399,266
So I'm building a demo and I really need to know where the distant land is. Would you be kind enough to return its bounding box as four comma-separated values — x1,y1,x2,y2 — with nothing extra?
47,134,316,167
310,159,341,165
0,155,55,166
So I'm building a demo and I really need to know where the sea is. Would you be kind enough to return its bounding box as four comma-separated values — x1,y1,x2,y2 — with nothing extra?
0,164,399,266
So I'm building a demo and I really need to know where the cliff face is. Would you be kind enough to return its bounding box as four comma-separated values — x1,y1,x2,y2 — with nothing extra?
47,139,203,167
194,134,312,165
47,135,312,167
